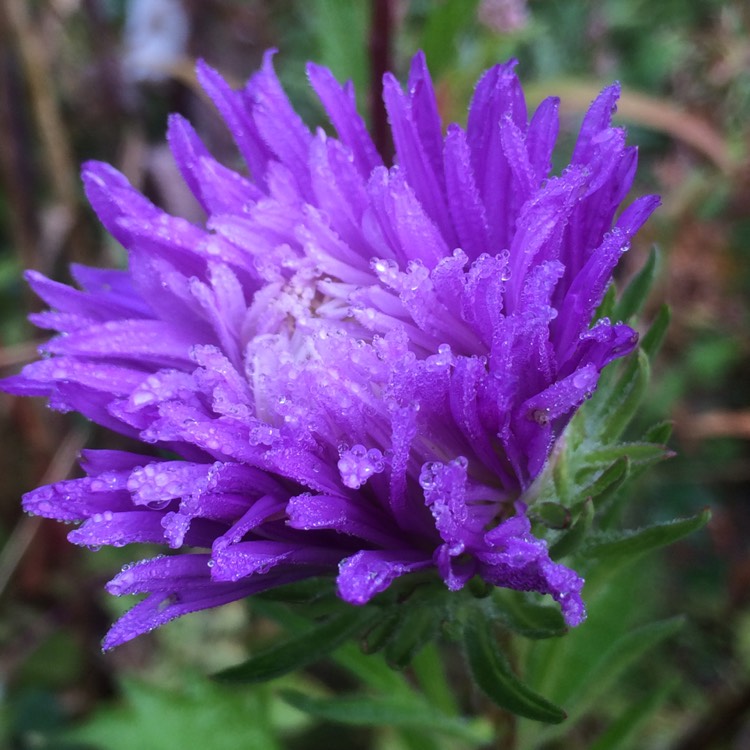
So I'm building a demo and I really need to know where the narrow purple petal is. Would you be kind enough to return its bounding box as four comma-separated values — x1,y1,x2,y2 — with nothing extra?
572,82,621,165
307,62,383,177
196,60,272,185
167,113,262,213
443,125,490,260
526,96,560,182
337,550,431,604
43,319,198,368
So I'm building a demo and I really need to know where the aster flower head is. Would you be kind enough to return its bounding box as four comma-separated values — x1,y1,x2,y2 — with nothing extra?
3,50,659,649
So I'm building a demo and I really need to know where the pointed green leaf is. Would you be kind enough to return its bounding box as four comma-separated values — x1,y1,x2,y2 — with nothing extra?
595,282,618,320
641,304,671,360
464,618,567,723
574,456,630,502
642,420,673,445
255,577,335,603
550,498,594,560
312,0,368,107
582,509,711,564
411,642,461,716
65,678,280,750
214,607,376,683
585,442,671,467
615,247,658,322
605,350,650,440
384,605,439,669
565,617,683,719
280,690,493,744
490,590,568,639
333,642,409,694
576,454,628,488
531,502,572,529
419,0,481,77
360,608,402,654
588,679,676,750
552,440,574,504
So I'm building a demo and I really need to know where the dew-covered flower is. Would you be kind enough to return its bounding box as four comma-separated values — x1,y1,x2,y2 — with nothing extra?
2,51,658,648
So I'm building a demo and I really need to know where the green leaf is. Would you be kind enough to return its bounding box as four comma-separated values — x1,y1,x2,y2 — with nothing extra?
463,618,567,723
312,0,368,105
531,502,572,529
588,679,676,750
615,247,658,322
215,607,377,683
384,605,439,669
642,420,673,445
419,0,481,77
332,642,409,694
411,642,461,717
522,561,657,714
490,590,568,639
360,607,402,654
565,618,684,718
281,690,493,745
595,282,618,320
600,350,651,440
255,576,336,603
641,304,671,360
577,457,631,507
550,498,594,560
582,508,711,564
584,442,671,467
248,599,410,694
65,678,279,750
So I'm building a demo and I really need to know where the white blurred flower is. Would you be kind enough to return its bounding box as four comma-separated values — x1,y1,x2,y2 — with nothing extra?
123,0,189,83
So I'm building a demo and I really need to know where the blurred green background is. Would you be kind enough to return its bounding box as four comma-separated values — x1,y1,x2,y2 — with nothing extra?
0,1,749,748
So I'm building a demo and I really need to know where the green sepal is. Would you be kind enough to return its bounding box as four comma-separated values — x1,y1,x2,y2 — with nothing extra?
280,690,493,745
489,590,568,639
614,247,658,322
214,607,377,683
581,509,711,565
360,608,402,655
531,501,572,530
575,456,630,507
384,605,440,669
642,420,674,445
550,498,594,560
463,618,567,723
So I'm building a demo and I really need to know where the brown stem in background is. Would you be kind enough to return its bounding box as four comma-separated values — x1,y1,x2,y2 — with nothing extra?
0,425,90,600
2,0,79,271
0,47,38,271
3,0,78,209
369,0,394,164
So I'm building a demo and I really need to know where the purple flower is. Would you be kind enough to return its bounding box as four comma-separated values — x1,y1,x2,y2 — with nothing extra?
2,51,658,648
